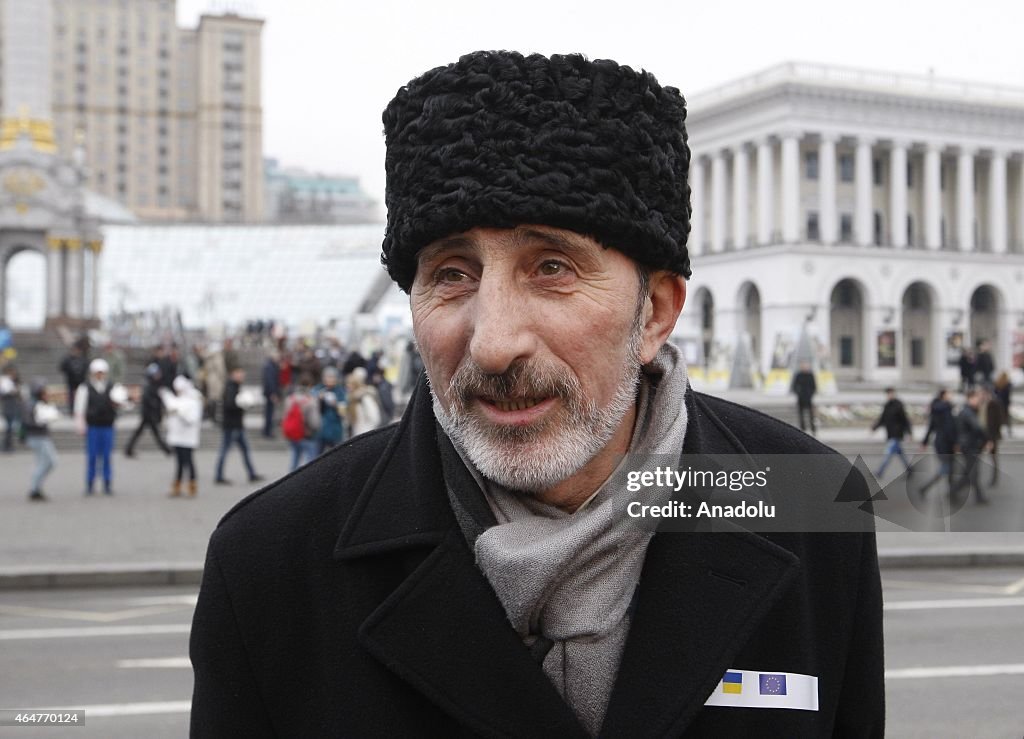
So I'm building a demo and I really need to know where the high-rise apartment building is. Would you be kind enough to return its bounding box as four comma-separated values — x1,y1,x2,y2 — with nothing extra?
0,0,264,222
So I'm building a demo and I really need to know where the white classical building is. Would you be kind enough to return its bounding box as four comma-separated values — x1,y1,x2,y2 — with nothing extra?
678,62,1024,391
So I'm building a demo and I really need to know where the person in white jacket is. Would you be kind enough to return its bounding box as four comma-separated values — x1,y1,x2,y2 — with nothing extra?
160,375,204,497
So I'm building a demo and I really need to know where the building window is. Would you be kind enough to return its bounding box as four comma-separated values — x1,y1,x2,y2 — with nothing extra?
872,158,882,186
940,162,946,191
805,152,818,180
907,215,914,246
839,154,854,183
807,211,820,241
839,337,855,367
907,162,914,188
840,214,853,242
874,212,883,246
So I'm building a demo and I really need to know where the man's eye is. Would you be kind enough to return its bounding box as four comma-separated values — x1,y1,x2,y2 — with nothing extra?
538,261,569,276
436,267,468,283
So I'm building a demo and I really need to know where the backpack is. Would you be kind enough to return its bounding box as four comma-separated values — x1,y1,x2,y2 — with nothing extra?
281,397,307,441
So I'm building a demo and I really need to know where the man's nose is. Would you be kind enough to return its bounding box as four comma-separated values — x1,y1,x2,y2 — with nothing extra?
468,276,537,376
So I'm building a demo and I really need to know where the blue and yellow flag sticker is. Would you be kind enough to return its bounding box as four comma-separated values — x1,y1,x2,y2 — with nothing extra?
722,671,743,694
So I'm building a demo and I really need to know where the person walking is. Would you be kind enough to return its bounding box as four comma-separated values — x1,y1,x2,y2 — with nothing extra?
74,359,126,496
23,383,60,502
345,367,382,438
261,351,281,439
125,364,171,457
872,387,913,478
790,361,817,435
160,375,204,498
974,339,994,387
59,341,88,415
919,389,957,496
981,387,1006,487
1,364,22,452
315,366,346,453
993,371,1012,438
282,372,321,471
949,388,991,505
958,348,976,393
214,367,264,486
203,343,227,423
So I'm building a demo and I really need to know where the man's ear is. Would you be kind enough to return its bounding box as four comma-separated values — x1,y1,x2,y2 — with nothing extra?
640,271,687,364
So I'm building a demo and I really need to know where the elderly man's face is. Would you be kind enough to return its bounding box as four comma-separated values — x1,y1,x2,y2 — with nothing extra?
411,225,674,495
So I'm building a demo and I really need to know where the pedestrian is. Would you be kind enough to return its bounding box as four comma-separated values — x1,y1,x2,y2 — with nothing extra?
315,366,346,453
213,367,264,486
1,363,22,452
261,350,281,438
160,375,204,498
980,387,1006,486
125,363,171,457
958,348,976,393
949,388,992,505
918,388,957,496
993,371,1012,438
345,366,382,437
202,342,227,422
282,372,321,471
790,360,817,435
872,387,913,478
192,52,883,736
23,382,60,502
370,363,395,424
974,339,994,387
58,341,88,414
74,358,127,496
160,344,182,390
103,340,126,386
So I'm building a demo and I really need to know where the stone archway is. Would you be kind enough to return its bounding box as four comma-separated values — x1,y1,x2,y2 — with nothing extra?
737,281,762,369
695,287,715,370
969,284,1002,366
2,245,46,328
829,278,865,381
901,281,936,383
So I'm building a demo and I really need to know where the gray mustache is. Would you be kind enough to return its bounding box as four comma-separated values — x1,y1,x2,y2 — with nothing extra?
448,360,580,407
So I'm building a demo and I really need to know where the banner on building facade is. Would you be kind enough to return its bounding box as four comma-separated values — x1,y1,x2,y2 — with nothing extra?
876,331,896,368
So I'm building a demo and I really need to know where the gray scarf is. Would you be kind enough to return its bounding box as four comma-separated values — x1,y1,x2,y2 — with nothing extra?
443,343,690,735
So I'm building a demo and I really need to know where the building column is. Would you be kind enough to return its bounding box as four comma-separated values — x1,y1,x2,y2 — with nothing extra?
732,143,749,250
924,142,942,250
46,237,64,317
711,150,726,253
756,137,774,245
890,140,909,248
63,240,85,319
988,149,1007,254
89,241,103,318
690,156,705,257
855,137,874,246
1019,155,1024,252
781,131,801,243
819,133,838,244
957,146,976,251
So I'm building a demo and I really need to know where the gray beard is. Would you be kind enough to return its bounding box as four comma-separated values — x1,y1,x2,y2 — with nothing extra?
432,336,643,494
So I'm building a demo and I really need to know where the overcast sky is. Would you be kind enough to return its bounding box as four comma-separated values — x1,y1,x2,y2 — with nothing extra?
177,0,1024,212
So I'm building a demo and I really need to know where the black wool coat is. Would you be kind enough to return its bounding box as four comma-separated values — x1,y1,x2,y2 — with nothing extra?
190,376,885,738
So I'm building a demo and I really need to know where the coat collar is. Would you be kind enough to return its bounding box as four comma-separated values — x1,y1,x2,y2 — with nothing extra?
336,375,800,738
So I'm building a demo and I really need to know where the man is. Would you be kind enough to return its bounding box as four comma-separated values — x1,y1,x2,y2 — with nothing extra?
918,388,956,496
74,359,124,495
213,367,264,486
124,363,171,458
790,361,817,435
281,371,321,470
872,387,912,478
260,350,281,438
974,339,994,387
58,340,88,415
950,388,991,504
191,51,883,737
0,363,21,452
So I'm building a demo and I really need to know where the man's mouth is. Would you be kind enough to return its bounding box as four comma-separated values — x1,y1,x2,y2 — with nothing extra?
488,397,544,412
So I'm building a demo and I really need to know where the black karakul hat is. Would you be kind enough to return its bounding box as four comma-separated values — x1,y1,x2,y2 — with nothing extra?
381,50,692,292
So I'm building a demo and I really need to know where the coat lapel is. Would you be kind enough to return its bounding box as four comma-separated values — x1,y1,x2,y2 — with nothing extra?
335,376,587,738
599,391,801,738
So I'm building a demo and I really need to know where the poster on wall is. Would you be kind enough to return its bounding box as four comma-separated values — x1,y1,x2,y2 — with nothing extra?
1013,331,1024,370
877,330,896,368
946,330,965,367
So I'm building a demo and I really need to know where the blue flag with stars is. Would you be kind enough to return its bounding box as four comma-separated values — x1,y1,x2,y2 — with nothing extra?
759,673,787,695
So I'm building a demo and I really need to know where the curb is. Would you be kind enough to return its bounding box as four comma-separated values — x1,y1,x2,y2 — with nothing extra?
0,562,203,590
877,549,1024,569
4,550,1024,589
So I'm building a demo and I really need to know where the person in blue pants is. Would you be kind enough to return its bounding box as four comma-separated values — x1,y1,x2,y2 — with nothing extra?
74,359,125,495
